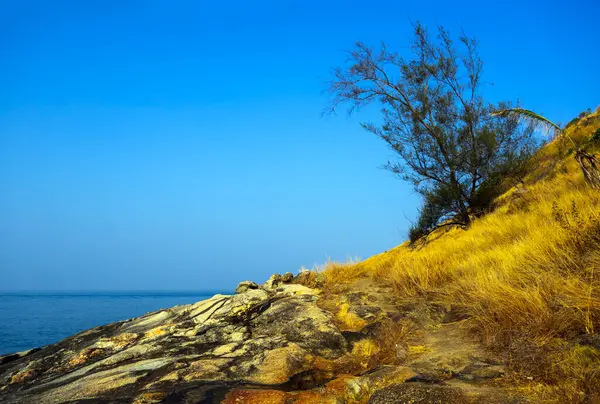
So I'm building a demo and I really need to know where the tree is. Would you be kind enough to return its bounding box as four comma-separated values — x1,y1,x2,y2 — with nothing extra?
492,108,600,189
327,23,538,236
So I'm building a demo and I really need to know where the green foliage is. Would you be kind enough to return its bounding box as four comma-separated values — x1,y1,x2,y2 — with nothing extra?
408,226,426,244
409,188,452,243
564,116,580,129
592,128,600,144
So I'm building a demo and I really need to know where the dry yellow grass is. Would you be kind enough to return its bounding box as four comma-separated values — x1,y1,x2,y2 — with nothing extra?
320,110,600,401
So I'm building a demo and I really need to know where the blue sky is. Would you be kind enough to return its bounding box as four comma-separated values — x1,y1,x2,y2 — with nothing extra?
1,0,597,291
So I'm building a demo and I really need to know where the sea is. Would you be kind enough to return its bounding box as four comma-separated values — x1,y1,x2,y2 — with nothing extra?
0,291,222,355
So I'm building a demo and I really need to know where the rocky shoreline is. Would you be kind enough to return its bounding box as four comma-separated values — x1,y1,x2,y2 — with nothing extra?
0,272,524,403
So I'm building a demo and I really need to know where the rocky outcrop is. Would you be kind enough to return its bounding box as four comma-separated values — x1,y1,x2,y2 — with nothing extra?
0,279,348,403
233,281,258,294
0,273,524,403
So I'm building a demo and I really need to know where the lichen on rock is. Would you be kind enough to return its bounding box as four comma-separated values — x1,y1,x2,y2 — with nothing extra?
0,274,522,403
0,275,348,403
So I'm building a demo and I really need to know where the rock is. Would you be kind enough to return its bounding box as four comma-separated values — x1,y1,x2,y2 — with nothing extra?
470,365,505,380
293,270,321,288
457,361,506,381
368,380,521,404
0,284,346,403
281,272,294,283
0,276,522,403
234,280,259,294
0,348,40,366
224,366,415,404
263,273,282,289
369,382,468,404
350,304,382,321
252,294,347,359
275,284,320,296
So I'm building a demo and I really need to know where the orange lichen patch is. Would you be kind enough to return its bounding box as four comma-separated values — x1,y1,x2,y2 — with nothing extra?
351,339,381,369
319,367,416,402
144,327,168,338
143,325,177,339
336,303,367,332
110,332,139,346
359,366,416,392
93,332,139,350
310,354,336,372
10,369,37,384
223,389,287,404
306,341,381,376
322,375,360,399
352,339,380,357
67,347,105,368
133,391,168,404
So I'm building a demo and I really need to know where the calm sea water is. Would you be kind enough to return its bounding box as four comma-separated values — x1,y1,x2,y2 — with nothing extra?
0,292,222,355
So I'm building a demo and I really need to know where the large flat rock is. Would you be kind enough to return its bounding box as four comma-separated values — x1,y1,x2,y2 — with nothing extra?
0,284,346,403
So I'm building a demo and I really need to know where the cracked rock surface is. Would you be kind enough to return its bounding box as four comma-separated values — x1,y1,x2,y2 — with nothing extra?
0,284,344,403
1,275,528,404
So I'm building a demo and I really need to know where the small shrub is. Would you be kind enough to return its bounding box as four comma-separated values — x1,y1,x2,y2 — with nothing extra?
565,116,581,129
408,225,427,244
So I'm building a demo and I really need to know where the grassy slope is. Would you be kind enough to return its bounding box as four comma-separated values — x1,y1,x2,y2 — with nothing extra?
321,110,600,402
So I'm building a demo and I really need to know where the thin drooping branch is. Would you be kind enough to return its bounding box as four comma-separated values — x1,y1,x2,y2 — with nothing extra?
491,108,563,139
493,108,600,189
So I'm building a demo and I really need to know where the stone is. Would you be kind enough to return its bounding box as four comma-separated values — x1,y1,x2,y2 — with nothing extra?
369,383,468,404
275,284,320,296
281,272,294,283
244,343,310,385
251,296,347,359
470,365,505,380
0,348,40,366
350,304,382,321
235,280,259,294
263,273,282,289
293,270,321,288
187,294,230,323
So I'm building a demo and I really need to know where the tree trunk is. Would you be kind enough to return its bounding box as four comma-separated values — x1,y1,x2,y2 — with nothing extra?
575,150,600,189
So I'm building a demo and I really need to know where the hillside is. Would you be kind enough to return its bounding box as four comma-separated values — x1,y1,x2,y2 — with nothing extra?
1,110,598,403
319,108,600,402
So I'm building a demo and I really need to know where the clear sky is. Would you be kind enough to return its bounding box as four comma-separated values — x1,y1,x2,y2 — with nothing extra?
1,0,597,291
